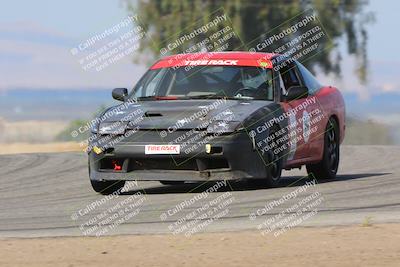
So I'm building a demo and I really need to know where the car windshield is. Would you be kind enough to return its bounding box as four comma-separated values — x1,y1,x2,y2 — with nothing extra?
130,66,274,100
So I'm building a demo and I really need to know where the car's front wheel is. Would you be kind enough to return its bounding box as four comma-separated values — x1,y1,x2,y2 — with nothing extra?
264,125,283,186
90,180,126,195
88,157,125,195
306,118,340,180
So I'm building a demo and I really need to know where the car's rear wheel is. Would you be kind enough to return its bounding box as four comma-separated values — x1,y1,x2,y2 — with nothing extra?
90,180,126,195
306,118,340,180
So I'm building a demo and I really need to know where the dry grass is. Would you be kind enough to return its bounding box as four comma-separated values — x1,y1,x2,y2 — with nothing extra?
0,119,68,143
344,118,394,145
0,142,85,155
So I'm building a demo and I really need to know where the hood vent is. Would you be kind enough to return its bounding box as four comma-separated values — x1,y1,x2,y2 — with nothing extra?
144,112,163,117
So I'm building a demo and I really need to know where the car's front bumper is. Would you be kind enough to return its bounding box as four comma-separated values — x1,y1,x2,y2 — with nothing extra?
88,130,268,182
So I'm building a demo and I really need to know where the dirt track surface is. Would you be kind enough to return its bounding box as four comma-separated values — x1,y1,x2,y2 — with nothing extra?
0,145,399,237
1,224,400,267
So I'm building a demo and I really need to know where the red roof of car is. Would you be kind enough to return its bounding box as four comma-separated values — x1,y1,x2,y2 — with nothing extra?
150,51,278,69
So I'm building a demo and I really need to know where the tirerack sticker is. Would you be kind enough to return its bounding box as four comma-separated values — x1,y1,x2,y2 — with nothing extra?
145,145,180,155
150,58,273,69
184,60,238,66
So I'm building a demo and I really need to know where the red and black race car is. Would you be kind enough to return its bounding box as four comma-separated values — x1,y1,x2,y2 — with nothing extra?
88,52,345,194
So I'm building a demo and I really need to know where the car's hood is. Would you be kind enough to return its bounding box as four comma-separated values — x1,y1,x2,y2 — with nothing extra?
100,99,273,130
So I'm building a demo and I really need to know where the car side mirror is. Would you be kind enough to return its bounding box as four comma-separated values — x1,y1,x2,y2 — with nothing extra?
112,88,128,101
284,86,308,101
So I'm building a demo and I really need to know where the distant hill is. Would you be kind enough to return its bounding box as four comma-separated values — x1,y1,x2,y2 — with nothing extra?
0,89,113,121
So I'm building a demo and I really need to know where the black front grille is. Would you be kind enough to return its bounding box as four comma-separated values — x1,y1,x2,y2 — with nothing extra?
128,158,198,171
99,157,230,172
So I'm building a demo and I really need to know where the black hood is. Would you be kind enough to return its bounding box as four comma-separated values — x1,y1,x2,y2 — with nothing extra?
100,99,273,130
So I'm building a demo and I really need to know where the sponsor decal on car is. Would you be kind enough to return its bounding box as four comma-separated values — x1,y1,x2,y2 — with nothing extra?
258,60,273,68
145,145,180,154
302,110,311,143
287,109,297,160
184,60,238,66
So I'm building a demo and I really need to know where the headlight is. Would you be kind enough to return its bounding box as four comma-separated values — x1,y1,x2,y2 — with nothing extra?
206,121,241,134
98,121,128,134
90,121,99,133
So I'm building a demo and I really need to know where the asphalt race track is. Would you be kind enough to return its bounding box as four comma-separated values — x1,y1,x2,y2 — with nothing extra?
0,146,399,237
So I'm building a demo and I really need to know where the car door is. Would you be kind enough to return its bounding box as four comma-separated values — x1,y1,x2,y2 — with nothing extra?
277,63,314,163
295,61,327,161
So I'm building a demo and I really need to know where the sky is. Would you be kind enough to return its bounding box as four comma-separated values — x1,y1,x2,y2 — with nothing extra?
0,0,399,109
0,0,145,91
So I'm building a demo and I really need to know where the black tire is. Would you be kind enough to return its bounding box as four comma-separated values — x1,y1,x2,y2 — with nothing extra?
160,181,185,185
90,180,125,195
306,118,340,180
88,160,125,195
264,125,283,187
